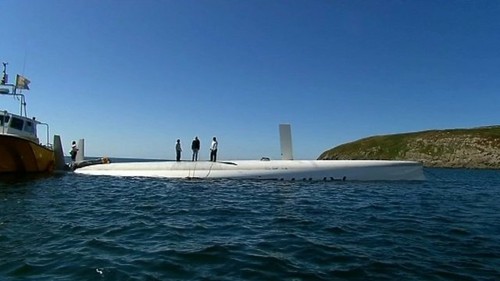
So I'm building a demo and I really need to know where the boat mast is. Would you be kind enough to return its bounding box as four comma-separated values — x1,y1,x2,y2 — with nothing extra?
0,62,28,117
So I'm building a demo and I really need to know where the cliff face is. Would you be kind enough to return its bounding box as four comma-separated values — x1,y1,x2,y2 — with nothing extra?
318,126,500,169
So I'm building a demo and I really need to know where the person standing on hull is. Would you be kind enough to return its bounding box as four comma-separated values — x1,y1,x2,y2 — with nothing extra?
70,141,78,163
191,136,200,161
210,136,218,162
175,139,182,162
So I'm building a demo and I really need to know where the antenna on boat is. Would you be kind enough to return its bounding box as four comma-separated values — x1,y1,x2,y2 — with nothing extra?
1,62,8,85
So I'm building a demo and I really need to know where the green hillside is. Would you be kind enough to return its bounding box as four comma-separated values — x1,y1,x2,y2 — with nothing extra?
318,126,500,169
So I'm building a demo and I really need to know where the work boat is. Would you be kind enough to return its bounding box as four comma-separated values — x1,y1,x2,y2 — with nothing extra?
74,125,425,181
0,63,57,173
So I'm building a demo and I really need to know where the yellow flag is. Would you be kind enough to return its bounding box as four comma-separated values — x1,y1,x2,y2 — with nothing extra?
16,74,30,90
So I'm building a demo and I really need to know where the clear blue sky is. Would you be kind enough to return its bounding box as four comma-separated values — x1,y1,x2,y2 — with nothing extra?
2,0,499,160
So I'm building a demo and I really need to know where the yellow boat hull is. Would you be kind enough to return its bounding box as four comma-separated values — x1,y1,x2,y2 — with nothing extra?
0,134,55,173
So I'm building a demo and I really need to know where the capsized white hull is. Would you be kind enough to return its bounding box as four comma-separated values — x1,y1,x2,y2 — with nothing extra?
74,160,425,181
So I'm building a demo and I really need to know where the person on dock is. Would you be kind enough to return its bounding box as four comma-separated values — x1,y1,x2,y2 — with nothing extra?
175,139,182,161
191,136,200,161
210,137,218,162
70,141,78,163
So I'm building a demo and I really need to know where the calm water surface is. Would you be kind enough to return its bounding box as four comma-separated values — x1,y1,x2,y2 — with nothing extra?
0,168,499,280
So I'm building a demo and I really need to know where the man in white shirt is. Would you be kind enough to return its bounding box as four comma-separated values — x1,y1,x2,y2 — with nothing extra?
210,137,218,162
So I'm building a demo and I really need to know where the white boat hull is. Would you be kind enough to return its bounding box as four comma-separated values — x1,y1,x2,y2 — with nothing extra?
74,160,425,181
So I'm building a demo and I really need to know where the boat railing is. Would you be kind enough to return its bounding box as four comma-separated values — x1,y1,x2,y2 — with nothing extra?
37,121,52,148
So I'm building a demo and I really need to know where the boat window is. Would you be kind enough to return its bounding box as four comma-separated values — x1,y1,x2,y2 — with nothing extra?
0,115,10,126
24,121,35,133
10,117,24,130
0,115,9,126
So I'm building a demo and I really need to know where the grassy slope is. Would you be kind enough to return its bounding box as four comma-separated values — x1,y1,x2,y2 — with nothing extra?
318,126,500,164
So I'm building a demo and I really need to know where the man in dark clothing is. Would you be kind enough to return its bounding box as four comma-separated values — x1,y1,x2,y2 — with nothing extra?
191,136,200,161
175,139,182,161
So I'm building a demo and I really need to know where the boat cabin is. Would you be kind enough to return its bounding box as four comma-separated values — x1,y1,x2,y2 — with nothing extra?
0,82,50,148
0,110,43,144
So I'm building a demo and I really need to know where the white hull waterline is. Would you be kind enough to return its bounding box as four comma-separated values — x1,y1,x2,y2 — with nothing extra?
74,159,425,181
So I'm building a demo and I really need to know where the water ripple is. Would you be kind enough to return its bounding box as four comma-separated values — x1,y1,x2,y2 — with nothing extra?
0,169,499,280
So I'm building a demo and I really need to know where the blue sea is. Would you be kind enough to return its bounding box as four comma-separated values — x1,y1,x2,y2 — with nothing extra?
0,165,499,281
